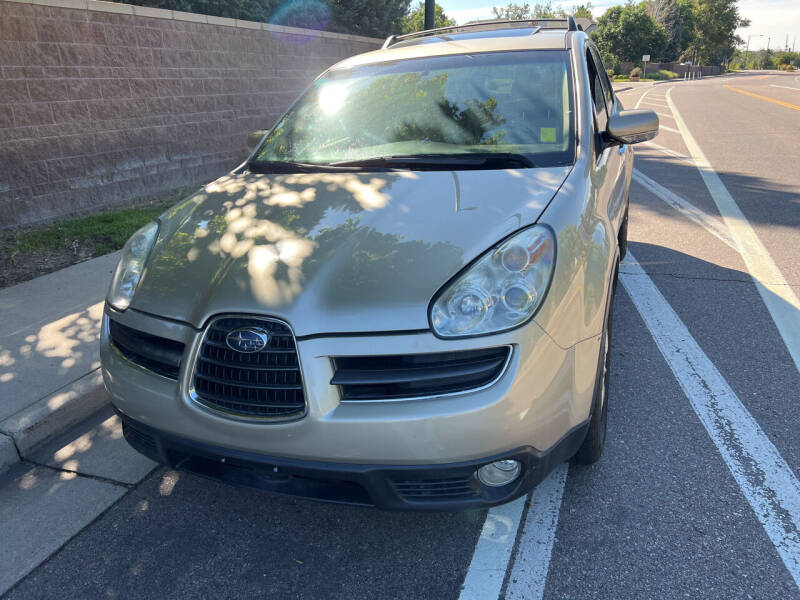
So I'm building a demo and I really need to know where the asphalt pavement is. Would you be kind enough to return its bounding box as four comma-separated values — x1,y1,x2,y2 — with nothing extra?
2,70,800,599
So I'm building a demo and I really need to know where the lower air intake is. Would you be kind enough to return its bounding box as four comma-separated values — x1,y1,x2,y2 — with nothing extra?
331,346,511,400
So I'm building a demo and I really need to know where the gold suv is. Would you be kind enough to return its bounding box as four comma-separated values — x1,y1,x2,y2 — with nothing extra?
101,17,658,510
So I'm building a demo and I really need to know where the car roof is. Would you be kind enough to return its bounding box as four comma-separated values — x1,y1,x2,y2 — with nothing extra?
331,26,575,71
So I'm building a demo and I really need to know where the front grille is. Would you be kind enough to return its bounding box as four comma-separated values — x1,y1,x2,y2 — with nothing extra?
331,346,511,401
109,319,185,379
391,475,478,500
191,316,305,420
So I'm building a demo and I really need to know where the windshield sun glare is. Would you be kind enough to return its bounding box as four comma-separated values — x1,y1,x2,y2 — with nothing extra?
254,50,575,170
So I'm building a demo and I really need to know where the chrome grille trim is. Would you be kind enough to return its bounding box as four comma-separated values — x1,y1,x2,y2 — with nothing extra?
188,315,307,422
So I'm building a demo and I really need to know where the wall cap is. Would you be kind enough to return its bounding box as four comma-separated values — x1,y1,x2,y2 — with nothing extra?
2,0,383,44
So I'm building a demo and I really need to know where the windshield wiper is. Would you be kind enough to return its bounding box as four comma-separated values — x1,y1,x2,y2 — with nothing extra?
246,160,359,174
248,153,536,173
330,153,536,169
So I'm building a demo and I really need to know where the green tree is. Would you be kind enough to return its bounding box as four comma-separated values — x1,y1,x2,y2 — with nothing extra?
647,0,681,60
683,0,749,64
772,51,799,66
531,1,559,17
676,0,696,56
327,0,412,37
116,0,412,37
493,2,534,19
492,1,591,20
591,3,668,65
400,2,456,33
570,3,594,18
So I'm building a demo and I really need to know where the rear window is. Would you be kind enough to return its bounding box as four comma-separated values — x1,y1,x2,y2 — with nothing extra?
255,50,575,168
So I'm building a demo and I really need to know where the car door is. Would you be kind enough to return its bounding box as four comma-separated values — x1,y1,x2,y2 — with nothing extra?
587,44,628,234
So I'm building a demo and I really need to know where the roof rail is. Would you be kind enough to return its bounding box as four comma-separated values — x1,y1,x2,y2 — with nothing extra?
381,16,580,49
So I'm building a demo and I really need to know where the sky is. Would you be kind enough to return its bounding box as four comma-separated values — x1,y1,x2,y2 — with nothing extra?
437,0,800,51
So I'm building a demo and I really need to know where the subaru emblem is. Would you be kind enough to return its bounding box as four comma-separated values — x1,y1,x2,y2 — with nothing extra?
225,327,270,353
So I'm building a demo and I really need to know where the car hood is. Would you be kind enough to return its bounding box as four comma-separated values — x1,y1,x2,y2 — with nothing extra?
132,167,570,335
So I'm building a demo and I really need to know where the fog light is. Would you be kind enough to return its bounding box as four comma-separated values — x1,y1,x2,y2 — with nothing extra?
476,459,521,487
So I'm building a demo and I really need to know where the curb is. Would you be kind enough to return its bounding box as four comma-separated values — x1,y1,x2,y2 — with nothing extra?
0,370,109,474
0,433,17,474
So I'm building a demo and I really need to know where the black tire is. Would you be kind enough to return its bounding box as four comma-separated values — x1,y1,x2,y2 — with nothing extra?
572,269,616,465
618,206,629,261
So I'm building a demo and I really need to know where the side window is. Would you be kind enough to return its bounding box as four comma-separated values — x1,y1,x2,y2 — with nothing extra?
589,45,614,110
585,49,608,133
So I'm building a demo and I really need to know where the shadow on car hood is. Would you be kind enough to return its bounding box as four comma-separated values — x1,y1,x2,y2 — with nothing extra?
132,167,570,335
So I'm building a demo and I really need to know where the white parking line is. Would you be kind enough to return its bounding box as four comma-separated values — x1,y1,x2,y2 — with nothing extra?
621,252,800,590
655,112,675,120
459,465,568,600
505,464,568,600
640,140,694,165
632,169,736,249
634,88,653,109
658,125,681,134
770,84,800,92
667,87,800,373
459,495,527,600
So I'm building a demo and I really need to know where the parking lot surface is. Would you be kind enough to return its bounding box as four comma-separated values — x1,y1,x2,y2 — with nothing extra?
3,71,800,599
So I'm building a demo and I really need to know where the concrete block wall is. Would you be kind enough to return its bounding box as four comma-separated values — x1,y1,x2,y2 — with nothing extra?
617,61,722,77
0,0,381,228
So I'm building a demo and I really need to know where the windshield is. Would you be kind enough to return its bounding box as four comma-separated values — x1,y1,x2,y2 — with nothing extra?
253,50,574,170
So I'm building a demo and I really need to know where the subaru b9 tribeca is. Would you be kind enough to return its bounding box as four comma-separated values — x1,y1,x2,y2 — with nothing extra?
101,18,658,510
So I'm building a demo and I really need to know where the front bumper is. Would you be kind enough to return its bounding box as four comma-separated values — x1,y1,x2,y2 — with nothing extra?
102,305,601,509
102,307,599,465
119,409,587,511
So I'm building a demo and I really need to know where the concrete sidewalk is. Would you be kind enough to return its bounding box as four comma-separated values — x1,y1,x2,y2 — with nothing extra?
0,406,157,595
0,253,120,472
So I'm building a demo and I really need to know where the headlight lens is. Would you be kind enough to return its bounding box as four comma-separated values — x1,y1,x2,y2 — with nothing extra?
107,221,159,311
430,226,555,337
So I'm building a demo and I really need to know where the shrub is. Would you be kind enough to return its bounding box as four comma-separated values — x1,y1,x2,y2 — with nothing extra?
630,67,642,77
647,69,679,80
606,68,615,79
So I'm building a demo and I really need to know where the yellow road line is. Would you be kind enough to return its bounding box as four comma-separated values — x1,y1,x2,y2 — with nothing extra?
724,84,800,111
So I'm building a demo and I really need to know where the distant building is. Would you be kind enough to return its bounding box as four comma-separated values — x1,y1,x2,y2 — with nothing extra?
574,17,596,34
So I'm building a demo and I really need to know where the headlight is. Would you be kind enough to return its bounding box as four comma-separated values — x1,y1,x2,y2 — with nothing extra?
107,222,159,311
430,225,555,337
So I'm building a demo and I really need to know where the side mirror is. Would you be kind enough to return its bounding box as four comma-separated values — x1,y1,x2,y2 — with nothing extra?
607,109,659,144
247,130,268,152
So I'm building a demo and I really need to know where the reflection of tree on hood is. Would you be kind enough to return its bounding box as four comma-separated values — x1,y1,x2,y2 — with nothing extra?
307,217,463,305
145,172,462,308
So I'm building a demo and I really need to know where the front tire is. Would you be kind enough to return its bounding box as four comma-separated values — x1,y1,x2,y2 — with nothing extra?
572,271,616,465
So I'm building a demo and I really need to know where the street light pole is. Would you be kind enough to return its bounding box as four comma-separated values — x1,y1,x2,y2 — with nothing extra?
745,34,769,70
424,0,435,30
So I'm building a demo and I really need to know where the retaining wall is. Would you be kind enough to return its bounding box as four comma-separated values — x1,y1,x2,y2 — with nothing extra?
0,0,381,228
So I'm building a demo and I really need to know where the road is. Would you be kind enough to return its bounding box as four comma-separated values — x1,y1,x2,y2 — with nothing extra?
3,71,800,599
